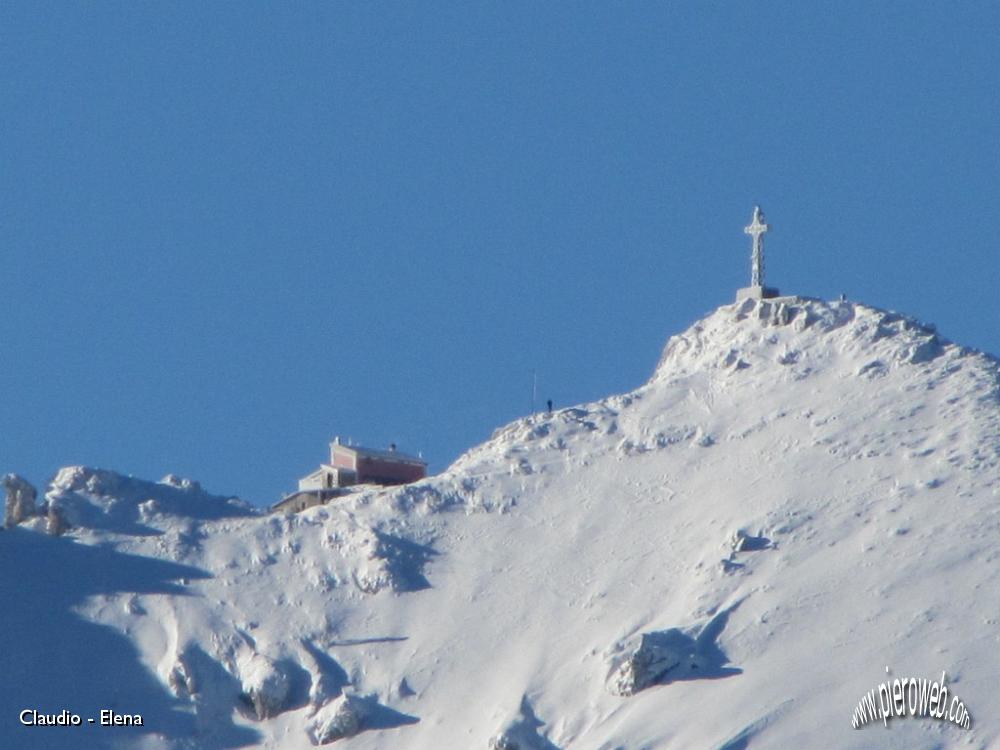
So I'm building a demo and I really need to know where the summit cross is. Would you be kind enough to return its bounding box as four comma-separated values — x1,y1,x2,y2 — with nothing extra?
744,205,770,287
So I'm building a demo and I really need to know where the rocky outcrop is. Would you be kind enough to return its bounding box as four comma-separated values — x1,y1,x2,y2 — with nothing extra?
310,693,365,744
239,654,292,720
608,631,691,697
3,474,37,528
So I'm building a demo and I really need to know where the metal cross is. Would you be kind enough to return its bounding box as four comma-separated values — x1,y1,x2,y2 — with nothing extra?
744,205,769,287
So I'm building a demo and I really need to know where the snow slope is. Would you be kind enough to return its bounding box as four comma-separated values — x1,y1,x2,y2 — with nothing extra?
3,296,999,749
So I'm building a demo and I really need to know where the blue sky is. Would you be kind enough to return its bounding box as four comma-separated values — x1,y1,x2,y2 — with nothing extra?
3,3,998,506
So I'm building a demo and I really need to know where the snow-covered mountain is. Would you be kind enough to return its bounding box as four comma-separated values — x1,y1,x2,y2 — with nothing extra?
3,296,999,749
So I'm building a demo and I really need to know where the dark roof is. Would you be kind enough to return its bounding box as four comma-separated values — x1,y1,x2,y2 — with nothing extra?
270,488,339,512
332,443,427,466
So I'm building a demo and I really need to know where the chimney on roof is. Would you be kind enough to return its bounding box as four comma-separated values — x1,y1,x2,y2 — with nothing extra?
389,443,397,452
333,436,341,445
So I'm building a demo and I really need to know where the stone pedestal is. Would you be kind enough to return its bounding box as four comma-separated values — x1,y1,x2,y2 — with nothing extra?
735,285,780,302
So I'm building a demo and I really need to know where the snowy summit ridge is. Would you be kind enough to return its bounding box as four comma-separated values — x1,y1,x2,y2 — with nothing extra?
4,296,1000,750
454,296,997,479
657,296,957,376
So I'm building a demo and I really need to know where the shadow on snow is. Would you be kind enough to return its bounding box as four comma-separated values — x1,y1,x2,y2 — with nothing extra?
0,528,260,749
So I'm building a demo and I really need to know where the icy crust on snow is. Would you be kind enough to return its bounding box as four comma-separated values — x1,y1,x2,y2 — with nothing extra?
5,297,1000,750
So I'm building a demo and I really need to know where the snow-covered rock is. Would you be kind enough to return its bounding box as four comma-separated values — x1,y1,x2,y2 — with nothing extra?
309,693,365,744
608,631,689,697
489,696,560,750
237,653,293,720
44,465,256,534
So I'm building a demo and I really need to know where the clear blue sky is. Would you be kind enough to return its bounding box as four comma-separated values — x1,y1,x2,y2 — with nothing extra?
3,3,998,506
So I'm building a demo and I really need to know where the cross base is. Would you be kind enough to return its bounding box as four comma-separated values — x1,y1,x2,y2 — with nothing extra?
735,284,781,302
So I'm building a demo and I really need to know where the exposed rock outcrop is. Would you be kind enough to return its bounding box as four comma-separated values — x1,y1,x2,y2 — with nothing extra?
239,653,292,720
310,693,365,744
3,474,37,528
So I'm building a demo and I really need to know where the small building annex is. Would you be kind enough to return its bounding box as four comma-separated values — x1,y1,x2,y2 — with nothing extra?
272,438,427,514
